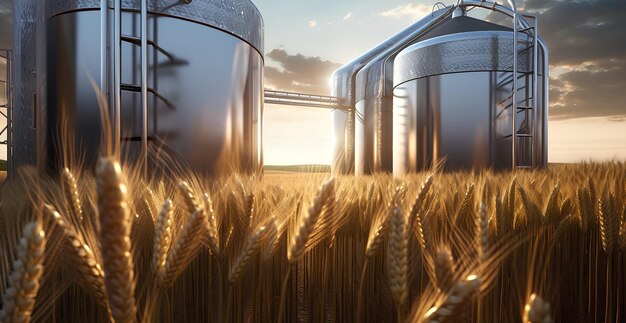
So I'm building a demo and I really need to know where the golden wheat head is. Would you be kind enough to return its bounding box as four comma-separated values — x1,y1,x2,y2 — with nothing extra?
96,157,137,323
0,221,46,323
288,178,335,263
45,204,108,309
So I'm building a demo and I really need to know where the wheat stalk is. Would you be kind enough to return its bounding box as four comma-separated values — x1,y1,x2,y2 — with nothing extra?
388,206,408,316
178,181,201,214
96,157,137,323
365,185,403,259
365,211,391,259
152,199,173,274
599,193,619,253
434,247,455,292
262,218,280,261
228,224,268,283
244,193,255,229
0,221,46,323
408,176,433,224
544,184,560,221
477,202,489,263
523,293,554,323
61,168,84,220
45,204,108,309
201,192,220,257
287,178,335,263
423,274,482,323
158,208,207,288
409,176,433,251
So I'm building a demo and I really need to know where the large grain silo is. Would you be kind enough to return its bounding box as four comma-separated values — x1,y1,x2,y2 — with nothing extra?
332,0,548,175
331,8,450,175
12,0,264,175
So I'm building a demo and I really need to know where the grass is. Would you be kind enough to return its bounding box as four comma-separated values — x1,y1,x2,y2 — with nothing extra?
0,160,624,322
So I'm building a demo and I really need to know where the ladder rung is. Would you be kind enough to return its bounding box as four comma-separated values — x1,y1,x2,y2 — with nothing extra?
121,83,176,110
121,136,157,142
517,106,533,110
121,35,177,63
518,45,535,55
518,27,535,33
121,83,141,92
496,72,533,88
498,133,532,139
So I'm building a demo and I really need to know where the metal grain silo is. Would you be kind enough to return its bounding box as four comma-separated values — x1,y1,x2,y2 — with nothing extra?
332,6,452,175
14,0,264,175
392,1,548,174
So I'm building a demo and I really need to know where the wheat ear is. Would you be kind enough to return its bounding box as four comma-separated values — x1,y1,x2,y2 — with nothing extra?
0,221,45,323
61,168,84,220
409,175,433,225
477,202,489,263
365,213,390,259
228,224,269,283
45,204,108,309
287,178,335,263
261,218,280,261
423,275,481,323
599,193,619,253
152,199,173,274
96,157,137,323
366,185,403,259
158,208,207,288
201,193,220,257
244,193,255,229
178,181,201,213
523,293,554,323
388,206,409,315
434,247,455,292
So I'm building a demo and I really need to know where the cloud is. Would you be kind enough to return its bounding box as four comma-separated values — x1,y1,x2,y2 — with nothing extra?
343,12,352,20
308,20,317,28
265,49,341,95
486,0,626,120
379,3,431,21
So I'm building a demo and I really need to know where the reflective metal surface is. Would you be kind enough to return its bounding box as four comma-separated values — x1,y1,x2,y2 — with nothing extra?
46,0,264,54
11,0,41,172
331,7,452,174
44,9,263,174
353,16,513,175
393,30,547,174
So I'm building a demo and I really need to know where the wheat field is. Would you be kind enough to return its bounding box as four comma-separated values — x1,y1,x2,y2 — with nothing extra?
0,159,624,322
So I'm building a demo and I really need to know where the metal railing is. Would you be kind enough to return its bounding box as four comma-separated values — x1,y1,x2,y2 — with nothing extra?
0,49,12,174
264,89,348,110
456,0,545,169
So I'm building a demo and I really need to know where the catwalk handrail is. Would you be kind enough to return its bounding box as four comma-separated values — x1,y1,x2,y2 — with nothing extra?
264,89,350,110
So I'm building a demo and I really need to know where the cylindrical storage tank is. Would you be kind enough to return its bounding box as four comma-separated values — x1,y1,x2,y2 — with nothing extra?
353,8,452,175
43,0,264,174
354,59,394,175
331,7,452,175
393,17,547,174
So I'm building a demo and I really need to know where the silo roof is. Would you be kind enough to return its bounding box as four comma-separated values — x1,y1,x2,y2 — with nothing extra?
420,16,511,41
46,0,264,55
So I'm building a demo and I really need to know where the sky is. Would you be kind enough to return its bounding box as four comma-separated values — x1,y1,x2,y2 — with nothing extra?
256,0,626,165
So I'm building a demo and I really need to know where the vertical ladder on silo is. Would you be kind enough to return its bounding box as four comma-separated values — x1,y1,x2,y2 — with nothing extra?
511,12,538,169
110,0,149,174
103,0,178,176
103,0,179,169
